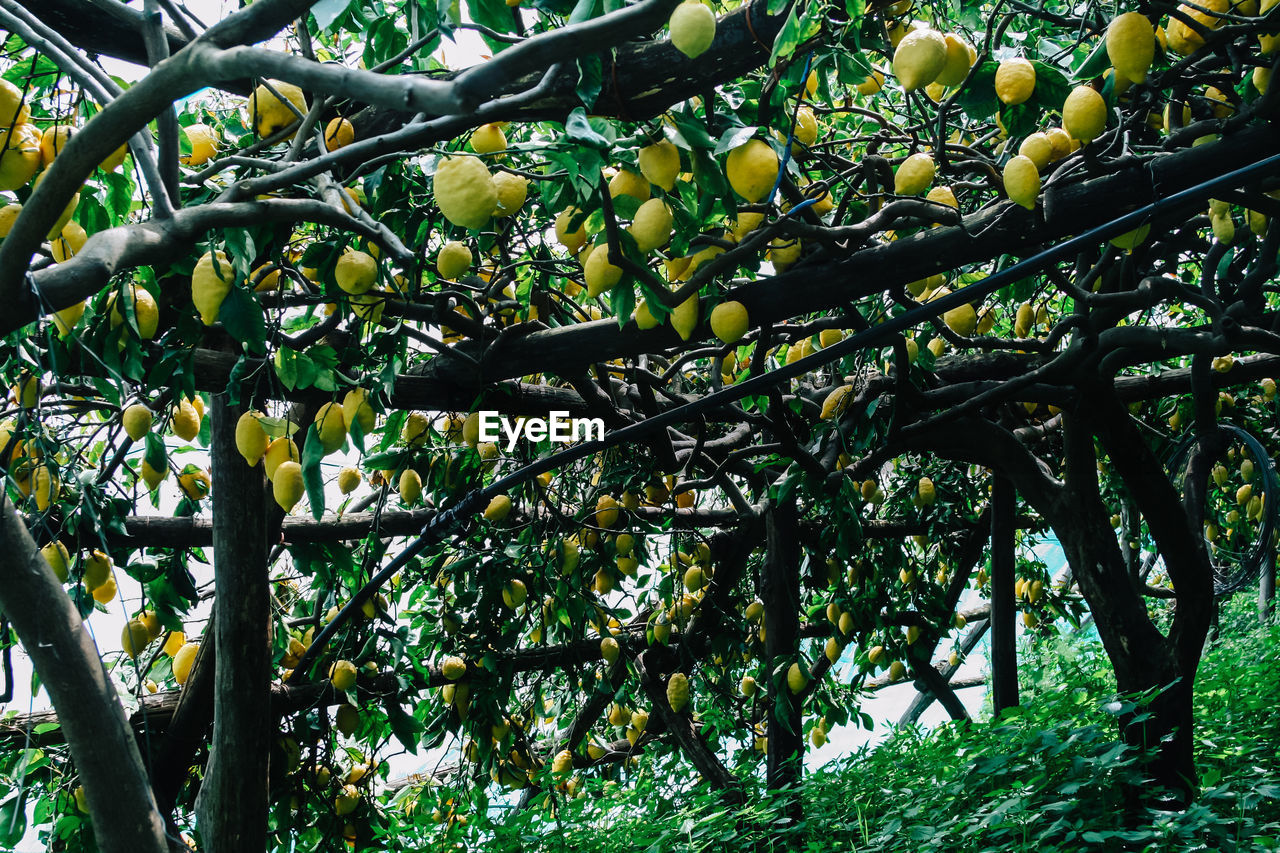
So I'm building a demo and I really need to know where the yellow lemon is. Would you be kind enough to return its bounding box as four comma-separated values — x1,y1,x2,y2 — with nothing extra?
264,436,299,480
180,124,219,165
1063,86,1107,142
192,250,234,325
492,171,528,216
994,57,1036,105
893,28,948,90
584,244,623,298
1003,154,1040,210
173,642,199,684
171,397,201,441
122,403,153,441
639,138,681,190
894,152,935,195
335,249,377,295
630,199,674,251
0,124,41,191
470,123,507,154
667,672,690,712
314,402,347,454
710,300,749,344
935,33,975,87
1107,12,1155,83
50,221,87,263
39,123,74,168
669,0,717,58
433,156,498,229
726,139,779,203
249,80,308,138
338,466,361,494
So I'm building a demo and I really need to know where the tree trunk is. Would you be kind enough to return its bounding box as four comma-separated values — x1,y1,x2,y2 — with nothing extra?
1261,546,1275,622
0,506,168,853
989,476,1019,714
196,397,272,851
762,498,801,820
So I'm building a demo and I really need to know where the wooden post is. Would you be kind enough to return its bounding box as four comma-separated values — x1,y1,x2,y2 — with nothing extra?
762,499,802,819
990,476,1019,714
1261,545,1275,622
197,397,271,852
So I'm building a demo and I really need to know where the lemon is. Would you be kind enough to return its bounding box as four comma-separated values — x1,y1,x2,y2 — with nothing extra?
555,207,588,252
122,403,153,441
1044,127,1074,161
492,171,528,216
629,199,673,251
1167,0,1226,55
820,385,853,420
595,495,621,527
122,619,150,658
667,672,690,712
893,28,948,90
249,80,308,138
0,79,30,128
314,402,346,454
335,249,377,295
925,185,958,209
330,659,358,691
264,437,299,480
857,69,886,95
32,171,79,239
173,642,200,685
441,655,468,680
269,460,302,511
710,300,749,344
935,33,975,86
671,292,699,340
894,152,935,195
1018,133,1053,170
639,138,681,190
994,57,1036,105
1063,86,1107,142
484,494,513,522
609,169,650,202
95,577,120,604
1110,223,1150,249
40,541,70,582
768,237,802,270
170,397,201,441
100,142,129,172
726,139,779,203
433,156,498,229
39,124,73,168
502,579,528,609
786,662,808,694
0,124,41,191
400,469,423,505
918,476,936,505
1107,13,1155,83
1014,302,1035,337
180,124,219,165
943,303,977,336
793,106,818,150
337,466,361,494
178,468,211,500
342,388,375,435
584,244,623,298
108,283,159,340
141,458,167,490
470,123,507,154
669,0,717,58
888,661,908,681
50,221,87,263
233,411,267,466
1003,155,1040,210
191,250,234,325
0,203,19,236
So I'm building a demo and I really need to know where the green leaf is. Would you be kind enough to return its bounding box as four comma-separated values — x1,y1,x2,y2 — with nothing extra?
301,424,326,521
1074,38,1112,81
715,126,757,155
218,287,267,355
144,431,168,473
0,794,25,848
1030,61,1071,112
610,283,635,327
576,56,603,108
1000,102,1038,139
564,107,611,149
956,61,999,119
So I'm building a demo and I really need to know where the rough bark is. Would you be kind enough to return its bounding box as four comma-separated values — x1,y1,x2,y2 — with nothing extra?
762,499,802,820
195,397,272,850
0,504,168,853
989,476,1019,714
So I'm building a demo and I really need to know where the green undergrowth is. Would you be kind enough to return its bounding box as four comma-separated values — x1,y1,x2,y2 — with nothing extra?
488,592,1280,851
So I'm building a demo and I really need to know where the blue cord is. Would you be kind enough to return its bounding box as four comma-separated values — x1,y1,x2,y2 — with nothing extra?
767,50,815,207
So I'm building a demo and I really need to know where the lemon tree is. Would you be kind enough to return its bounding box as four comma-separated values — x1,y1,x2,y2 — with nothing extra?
0,0,1279,850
